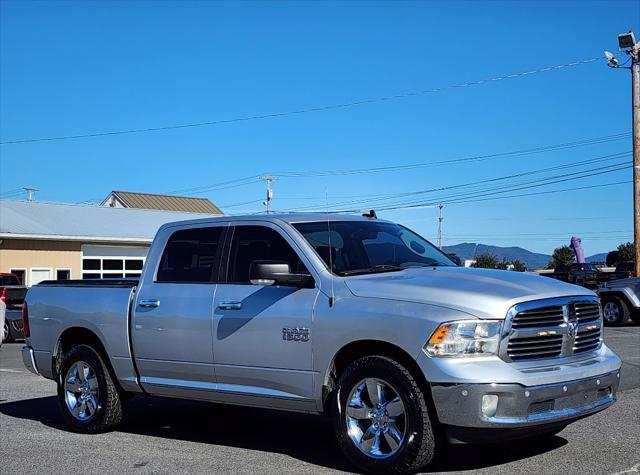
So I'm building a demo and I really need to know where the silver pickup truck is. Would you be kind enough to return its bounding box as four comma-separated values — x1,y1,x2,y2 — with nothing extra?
22,214,622,474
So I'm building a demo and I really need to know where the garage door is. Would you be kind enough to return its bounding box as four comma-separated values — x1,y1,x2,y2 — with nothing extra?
30,269,53,286
81,245,148,279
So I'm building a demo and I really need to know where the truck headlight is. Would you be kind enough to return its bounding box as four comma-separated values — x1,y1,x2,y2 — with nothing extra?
424,320,502,357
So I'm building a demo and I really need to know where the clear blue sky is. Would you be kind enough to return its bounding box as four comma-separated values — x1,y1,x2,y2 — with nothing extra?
1,0,637,255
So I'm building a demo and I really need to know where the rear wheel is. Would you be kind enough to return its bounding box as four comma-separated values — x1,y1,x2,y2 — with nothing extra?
57,344,125,432
333,356,438,474
602,296,630,327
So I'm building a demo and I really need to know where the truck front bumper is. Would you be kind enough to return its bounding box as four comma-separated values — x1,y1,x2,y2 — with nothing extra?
431,369,619,440
21,346,39,375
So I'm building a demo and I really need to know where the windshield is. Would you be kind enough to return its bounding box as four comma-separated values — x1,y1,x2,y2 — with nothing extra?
293,220,455,276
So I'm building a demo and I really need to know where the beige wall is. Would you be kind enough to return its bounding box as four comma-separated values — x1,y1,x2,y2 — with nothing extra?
0,239,82,285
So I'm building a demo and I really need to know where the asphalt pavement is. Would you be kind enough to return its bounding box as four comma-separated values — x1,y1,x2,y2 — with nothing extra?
1,327,639,474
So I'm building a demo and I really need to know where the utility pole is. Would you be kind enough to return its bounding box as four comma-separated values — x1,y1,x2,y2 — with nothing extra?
23,187,38,202
632,39,640,278
437,204,444,249
606,31,640,277
259,175,276,213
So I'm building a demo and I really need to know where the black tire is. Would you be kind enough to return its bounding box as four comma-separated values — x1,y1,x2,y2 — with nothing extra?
332,356,438,474
3,321,14,343
57,344,125,433
601,296,631,327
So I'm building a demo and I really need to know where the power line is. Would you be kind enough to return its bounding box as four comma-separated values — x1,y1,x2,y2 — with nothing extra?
156,132,631,206
0,57,603,145
0,188,25,198
273,133,630,178
363,166,631,212
378,180,631,212
280,151,631,211
284,180,630,215
115,131,629,205
165,175,259,195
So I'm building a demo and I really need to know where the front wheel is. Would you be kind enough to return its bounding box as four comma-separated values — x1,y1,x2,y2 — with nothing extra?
57,344,125,433
333,356,438,474
602,296,630,327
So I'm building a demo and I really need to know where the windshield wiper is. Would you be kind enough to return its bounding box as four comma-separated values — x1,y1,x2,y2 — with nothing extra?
339,264,405,276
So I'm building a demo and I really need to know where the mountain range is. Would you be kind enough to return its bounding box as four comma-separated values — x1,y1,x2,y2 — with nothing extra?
442,243,607,269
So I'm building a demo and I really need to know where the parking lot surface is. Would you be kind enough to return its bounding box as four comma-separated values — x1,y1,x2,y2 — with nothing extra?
1,327,639,474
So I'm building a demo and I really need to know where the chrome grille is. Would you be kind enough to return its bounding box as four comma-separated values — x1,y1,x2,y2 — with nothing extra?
508,334,563,360
574,326,601,353
510,305,564,329
574,302,601,324
503,298,603,362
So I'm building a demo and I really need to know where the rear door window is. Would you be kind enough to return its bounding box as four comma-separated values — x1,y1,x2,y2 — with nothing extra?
156,226,225,283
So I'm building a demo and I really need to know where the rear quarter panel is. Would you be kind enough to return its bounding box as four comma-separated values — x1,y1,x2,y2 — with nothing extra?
26,285,137,386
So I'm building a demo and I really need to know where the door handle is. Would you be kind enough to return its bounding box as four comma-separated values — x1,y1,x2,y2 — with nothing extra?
218,301,242,310
139,298,160,308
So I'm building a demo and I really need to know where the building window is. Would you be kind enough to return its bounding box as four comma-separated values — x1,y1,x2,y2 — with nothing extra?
9,269,26,285
56,269,71,280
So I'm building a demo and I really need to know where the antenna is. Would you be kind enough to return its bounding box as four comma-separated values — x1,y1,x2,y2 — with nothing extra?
326,190,335,307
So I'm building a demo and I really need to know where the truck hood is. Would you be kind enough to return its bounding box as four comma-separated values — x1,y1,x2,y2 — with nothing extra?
344,266,595,319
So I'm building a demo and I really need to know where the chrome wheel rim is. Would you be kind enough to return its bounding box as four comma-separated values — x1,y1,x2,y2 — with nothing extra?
3,322,8,341
603,302,620,323
64,361,99,421
345,377,406,459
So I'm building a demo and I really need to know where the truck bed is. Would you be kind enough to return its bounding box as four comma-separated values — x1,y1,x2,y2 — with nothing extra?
26,279,140,390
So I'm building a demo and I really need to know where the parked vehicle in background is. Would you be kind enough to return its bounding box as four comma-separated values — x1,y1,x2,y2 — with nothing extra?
0,299,5,348
0,273,27,310
551,263,599,288
567,263,600,288
598,278,640,326
3,309,24,342
22,214,621,474
1,273,27,342
550,263,570,282
613,262,636,280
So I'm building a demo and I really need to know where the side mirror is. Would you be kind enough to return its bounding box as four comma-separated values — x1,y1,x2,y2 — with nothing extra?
249,260,314,288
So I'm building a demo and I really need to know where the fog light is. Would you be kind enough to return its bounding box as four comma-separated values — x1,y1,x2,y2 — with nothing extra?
481,395,499,418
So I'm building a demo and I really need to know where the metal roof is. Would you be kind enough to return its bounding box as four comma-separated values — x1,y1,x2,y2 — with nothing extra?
0,200,216,243
105,190,223,214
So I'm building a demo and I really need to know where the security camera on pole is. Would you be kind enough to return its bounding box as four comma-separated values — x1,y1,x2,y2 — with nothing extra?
605,31,640,277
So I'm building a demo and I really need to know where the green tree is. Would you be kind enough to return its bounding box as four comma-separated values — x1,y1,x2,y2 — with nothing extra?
617,242,636,263
496,259,509,270
552,246,575,268
511,260,527,272
472,254,499,269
